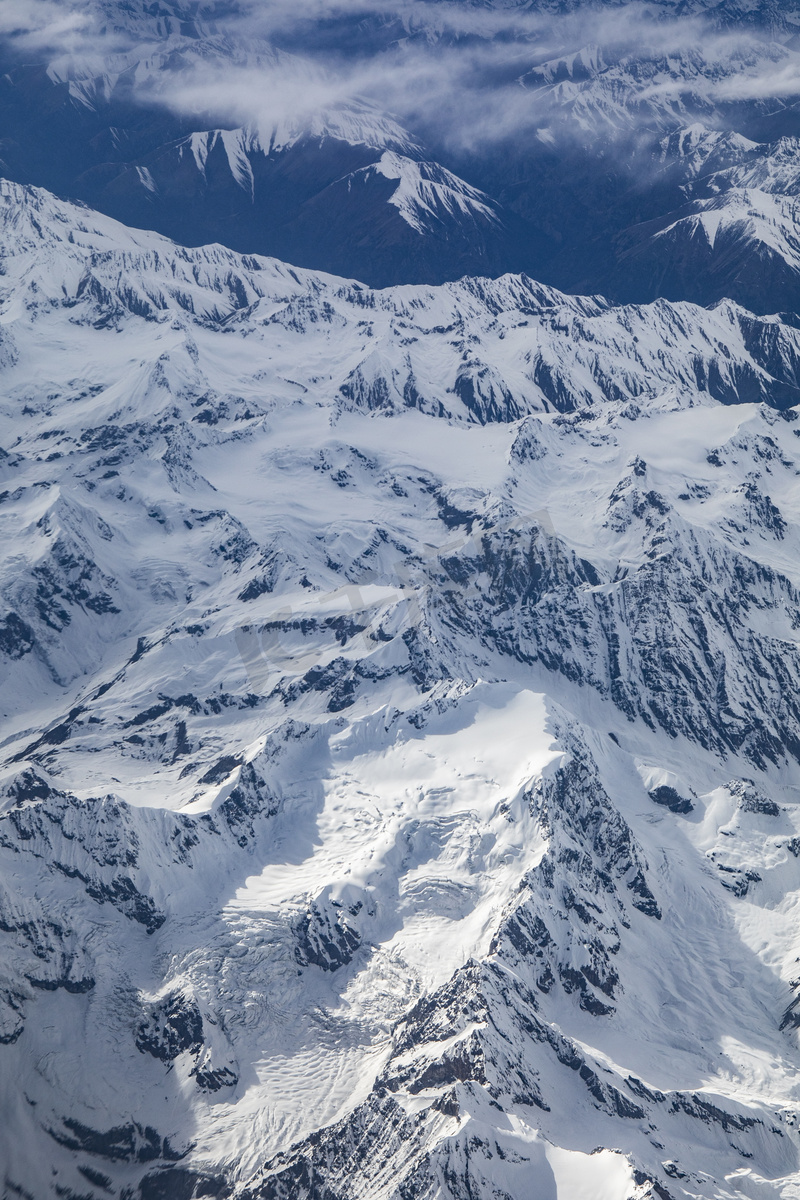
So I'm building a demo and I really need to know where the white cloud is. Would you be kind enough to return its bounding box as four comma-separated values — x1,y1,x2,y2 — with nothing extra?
0,0,88,46
2,0,800,154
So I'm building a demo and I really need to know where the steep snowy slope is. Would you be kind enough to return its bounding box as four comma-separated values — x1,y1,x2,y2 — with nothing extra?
610,190,800,313
4,180,800,1199
605,138,800,312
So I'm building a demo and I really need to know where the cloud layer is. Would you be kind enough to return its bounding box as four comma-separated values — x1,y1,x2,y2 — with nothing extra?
3,0,800,155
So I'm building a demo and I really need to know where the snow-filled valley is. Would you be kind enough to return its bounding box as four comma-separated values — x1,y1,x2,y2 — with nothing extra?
3,175,800,1198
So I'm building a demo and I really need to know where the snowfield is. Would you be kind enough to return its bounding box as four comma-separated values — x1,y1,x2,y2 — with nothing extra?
4,180,800,1199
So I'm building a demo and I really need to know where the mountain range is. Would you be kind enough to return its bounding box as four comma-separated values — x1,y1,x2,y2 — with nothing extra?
4,2,800,1199
3,0,800,299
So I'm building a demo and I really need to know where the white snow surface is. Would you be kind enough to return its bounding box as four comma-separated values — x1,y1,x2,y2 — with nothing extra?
3,180,800,1199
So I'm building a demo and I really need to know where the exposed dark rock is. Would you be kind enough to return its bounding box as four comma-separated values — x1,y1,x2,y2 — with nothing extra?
293,904,361,972
199,757,242,786
649,786,694,815
218,763,280,847
0,612,35,659
135,992,204,1063
47,1118,172,1164
192,1066,238,1093
27,974,95,993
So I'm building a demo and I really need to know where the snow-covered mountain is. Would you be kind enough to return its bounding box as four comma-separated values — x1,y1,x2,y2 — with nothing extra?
451,10,800,307
602,135,800,312
5,177,800,1200
0,0,530,286
7,0,800,1196
9,0,800,297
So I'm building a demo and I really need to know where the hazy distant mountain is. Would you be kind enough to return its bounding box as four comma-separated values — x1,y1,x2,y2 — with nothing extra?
3,0,800,298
